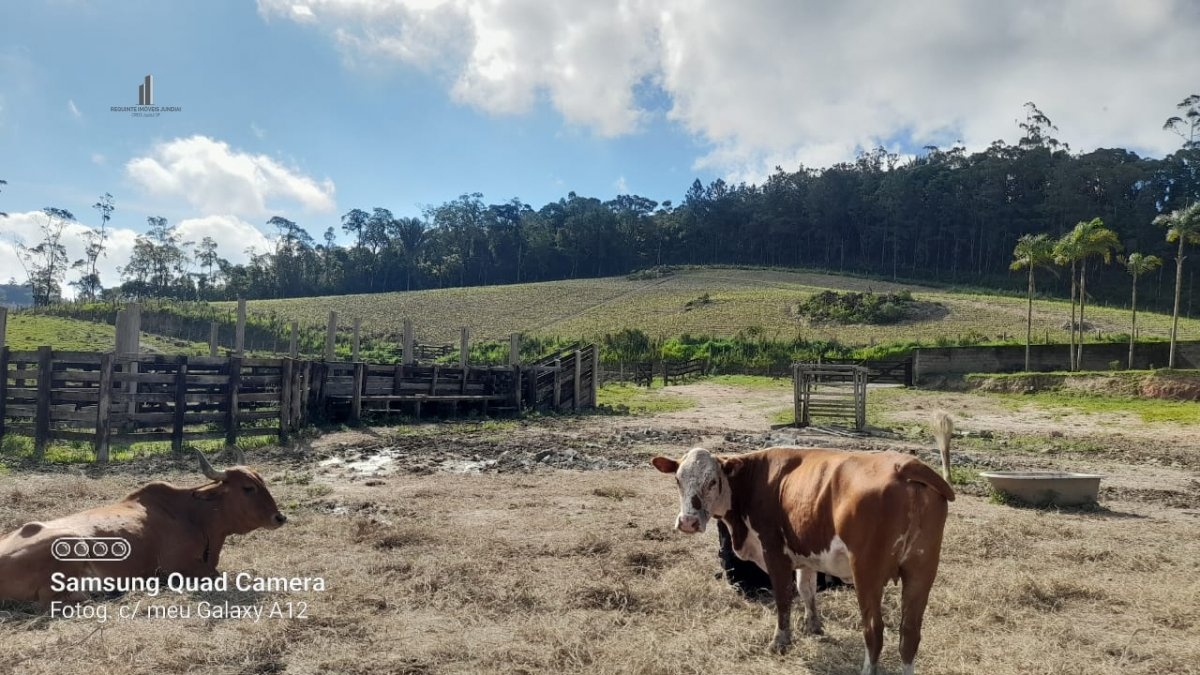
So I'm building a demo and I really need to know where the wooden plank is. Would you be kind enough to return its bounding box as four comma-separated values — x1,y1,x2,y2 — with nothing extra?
53,370,103,383
279,358,293,442
352,318,361,362
50,390,101,403
226,357,242,446
51,429,97,442
6,350,38,362
5,405,37,417
553,358,562,411
34,346,52,461
573,350,582,412
239,411,280,422
209,321,219,357
95,352,113,463
0,346,7,439
5,424,34,435
239,375,282,387
48,409,103,423
8,368,39,380
113,373,175,385
402,319,414,366
241,357,285,368
172,355,188,455
357,394,512,402
350,361,364,423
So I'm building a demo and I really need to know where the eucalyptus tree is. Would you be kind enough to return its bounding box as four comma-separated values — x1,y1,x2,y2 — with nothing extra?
1010,233,1056,371
18,207,76,306
1070,218,1121,367
1120,252,1162,369
1154,203,1200,367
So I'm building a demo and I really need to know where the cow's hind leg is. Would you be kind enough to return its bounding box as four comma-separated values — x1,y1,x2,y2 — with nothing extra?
898,571,934,675
852,574,885,675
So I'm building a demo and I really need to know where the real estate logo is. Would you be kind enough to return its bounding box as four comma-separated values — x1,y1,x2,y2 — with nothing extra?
111,74,182,117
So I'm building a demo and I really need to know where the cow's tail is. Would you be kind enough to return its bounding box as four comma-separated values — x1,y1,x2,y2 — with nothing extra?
898,457,955,502
932,410,954,482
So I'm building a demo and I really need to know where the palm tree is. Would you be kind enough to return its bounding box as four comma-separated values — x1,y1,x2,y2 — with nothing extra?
1120,252,1163,369
1154,203,1200,368
1070,218,1121,368
1010,233,1056,371
1053,233,1084,371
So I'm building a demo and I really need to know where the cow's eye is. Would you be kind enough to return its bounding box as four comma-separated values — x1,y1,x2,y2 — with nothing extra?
707,479,716,490
243,486,256,494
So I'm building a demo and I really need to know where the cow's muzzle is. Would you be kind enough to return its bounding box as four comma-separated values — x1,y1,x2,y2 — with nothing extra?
272,513,288,527
676,513,706,534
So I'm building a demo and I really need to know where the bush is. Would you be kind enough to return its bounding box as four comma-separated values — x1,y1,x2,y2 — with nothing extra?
795,290,918,325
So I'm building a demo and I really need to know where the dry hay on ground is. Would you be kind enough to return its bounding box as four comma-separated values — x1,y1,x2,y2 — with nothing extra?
1,452,1198,674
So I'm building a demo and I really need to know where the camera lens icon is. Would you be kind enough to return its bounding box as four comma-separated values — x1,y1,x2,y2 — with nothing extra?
50,537,132,562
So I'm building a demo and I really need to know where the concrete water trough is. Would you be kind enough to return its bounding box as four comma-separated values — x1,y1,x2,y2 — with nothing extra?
979,471,1103,506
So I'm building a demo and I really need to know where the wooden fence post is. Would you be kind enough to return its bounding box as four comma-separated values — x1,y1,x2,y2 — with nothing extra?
573,350,582,412
235,298,246,356
509,333,520,366
351,361,365,423
171,355,188,456
553,358,562,411
325,311,337,361
225,356,242,448
94,352,113,463
117,303,141,416
209,321,219,357
460,327,470,394
591,345,599,408
402,320,414,365
280,358,293,442
289,321,299,358
352,318,361,362
34,346,52,462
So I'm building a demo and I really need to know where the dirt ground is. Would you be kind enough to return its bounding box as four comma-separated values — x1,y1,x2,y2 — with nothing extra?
1,380,1199,674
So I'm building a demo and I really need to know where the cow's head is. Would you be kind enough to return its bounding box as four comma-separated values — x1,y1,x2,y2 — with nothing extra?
651,447,737,534
193,451,288,534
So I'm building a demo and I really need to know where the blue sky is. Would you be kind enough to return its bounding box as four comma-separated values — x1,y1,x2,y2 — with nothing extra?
1,0,1198,292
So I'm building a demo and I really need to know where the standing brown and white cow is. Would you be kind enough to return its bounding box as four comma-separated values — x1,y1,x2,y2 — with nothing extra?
652,432,954,675
0,451,287,609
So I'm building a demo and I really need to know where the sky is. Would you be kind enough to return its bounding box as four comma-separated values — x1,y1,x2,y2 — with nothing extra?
1,0,1199,296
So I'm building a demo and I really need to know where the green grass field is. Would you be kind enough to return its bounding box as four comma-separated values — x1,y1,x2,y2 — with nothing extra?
9,267,1200,351
211,267,1200,347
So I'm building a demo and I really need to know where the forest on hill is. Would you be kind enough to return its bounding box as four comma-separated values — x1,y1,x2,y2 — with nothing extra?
8,99,1200,312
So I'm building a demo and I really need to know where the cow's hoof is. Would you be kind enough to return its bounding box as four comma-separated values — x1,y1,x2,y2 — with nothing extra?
803,619,824,636
769,631,791,654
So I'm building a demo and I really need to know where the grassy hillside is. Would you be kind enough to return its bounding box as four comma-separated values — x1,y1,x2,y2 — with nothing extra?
1,314,204,353
213,267,1200,347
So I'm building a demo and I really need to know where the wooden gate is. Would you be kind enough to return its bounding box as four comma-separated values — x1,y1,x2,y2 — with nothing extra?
792,362,868,431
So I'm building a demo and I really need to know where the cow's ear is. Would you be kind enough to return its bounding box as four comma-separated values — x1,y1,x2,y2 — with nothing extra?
650,456,678,474
718,455,744,477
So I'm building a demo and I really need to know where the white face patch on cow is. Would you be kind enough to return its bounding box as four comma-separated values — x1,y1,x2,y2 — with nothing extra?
785,534,853,582
670,447,730,534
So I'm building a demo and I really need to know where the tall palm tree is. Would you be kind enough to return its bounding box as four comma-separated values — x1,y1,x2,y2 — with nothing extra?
1010,233,1056,371
1154,203,1200,368
1053,233,1084,371
1120,252,1162,369
1070,218,1121,368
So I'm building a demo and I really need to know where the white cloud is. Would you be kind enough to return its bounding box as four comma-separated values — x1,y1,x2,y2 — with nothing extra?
0,211,273,299
614,176,628,194
125,135,336,217
258,0,1200,181
67,99,81,119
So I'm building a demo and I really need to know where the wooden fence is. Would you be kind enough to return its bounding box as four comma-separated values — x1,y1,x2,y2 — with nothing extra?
819,357,913,386
0,348,302,462
0,344,595,463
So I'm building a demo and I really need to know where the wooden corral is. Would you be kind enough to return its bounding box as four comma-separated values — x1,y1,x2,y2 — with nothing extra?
0,306,597,463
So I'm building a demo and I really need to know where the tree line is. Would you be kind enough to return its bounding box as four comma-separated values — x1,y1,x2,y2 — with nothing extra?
5,97,1200,317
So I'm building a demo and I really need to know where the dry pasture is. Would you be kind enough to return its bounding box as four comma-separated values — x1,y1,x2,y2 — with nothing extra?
1,383,1199,674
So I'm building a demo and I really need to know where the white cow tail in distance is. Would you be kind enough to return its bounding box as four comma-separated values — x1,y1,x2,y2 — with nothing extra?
933,411,953,482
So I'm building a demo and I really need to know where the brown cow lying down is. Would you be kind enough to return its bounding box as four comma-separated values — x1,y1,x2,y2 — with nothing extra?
653,438,954,675
0,451,286,609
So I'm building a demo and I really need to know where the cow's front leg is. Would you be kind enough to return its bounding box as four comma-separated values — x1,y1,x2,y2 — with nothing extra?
798,568,823,635
764,551,795,653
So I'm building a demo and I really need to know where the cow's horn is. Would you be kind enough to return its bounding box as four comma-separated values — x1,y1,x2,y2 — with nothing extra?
196,451,228,481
